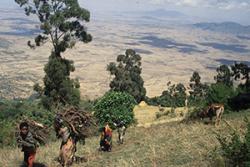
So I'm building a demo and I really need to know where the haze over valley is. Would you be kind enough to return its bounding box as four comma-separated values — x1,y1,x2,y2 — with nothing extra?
0,6,250,99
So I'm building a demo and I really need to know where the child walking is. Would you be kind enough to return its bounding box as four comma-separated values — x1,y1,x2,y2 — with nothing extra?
17,122,39,167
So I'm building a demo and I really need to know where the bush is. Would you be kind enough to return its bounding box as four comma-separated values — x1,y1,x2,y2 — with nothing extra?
145,96,160,106
216,119,250,166
146,83,186,108
228,93,250,112
0,99,55,146
0,121,16,147
94,91,136,128
207,83,236,110
156,111,170,119
181,106,204,123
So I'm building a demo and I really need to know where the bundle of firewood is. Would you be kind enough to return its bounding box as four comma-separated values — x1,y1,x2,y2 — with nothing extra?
56,107,98,140
16,119,50,145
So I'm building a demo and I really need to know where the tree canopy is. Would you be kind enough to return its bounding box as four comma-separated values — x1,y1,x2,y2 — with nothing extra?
94,91,136,128
107,49,146,103
231,62,250,91
214,65,233,87
15,0,92,108
15,0,92,56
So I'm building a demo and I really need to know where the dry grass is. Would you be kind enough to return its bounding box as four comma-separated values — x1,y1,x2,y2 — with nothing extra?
1,111,250,167
134,104,189,128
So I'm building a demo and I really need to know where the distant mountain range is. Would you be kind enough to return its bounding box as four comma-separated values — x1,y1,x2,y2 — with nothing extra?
193,22,250,34
142,9,186,18
121,9,195,25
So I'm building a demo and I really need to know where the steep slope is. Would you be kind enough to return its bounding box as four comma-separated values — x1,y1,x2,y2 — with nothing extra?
1,110,249,167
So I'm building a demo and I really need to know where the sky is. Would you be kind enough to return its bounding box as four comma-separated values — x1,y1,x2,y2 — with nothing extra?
0,0,250,25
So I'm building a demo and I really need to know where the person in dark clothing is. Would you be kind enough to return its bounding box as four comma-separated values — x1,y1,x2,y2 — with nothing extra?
17,122,39,167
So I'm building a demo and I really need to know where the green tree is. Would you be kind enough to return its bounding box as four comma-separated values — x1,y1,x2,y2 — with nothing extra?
231,62,250,92
190,71,201,86
94,91,136,128
160,82,186,107
107,49,146,103
189,71,208,102
214,65,233,87
146,82,186,107
15,0,92,108
207,83,236,107
174,83,187,107
42,54,81,108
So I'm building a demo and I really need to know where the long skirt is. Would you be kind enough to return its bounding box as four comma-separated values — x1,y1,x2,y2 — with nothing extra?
59,137,76,166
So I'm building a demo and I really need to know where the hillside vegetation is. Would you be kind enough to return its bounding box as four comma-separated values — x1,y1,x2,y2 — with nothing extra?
1,1,249,167
1,109,249,167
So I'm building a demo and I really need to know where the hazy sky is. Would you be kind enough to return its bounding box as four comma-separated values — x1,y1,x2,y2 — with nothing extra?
1,0,250,25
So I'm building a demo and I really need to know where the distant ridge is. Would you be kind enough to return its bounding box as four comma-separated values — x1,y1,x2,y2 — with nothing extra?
143,9,186,18
193,22,250,34
123,8,186,18
133,9,193,25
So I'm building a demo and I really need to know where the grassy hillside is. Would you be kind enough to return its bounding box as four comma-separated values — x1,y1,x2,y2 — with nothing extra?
0,110,250,167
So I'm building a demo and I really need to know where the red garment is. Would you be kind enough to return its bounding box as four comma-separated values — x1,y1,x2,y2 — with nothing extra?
105,125,112,136
28,152,36,167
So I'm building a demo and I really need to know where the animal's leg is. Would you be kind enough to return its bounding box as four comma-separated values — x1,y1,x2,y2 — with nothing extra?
217,108,223,126
120,134,123,144
120,127,126,144
121,130,125,144
209,116,213,125
118,129,121,144
118,133,121,144
215,118,218,126
215,109,221,126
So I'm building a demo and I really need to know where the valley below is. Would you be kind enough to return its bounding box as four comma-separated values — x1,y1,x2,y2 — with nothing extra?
0,8,250,99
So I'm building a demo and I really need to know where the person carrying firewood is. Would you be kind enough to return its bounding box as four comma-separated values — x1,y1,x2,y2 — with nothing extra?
16,122,39,167
99,122,112,152
54,115,78,166
54,106,97,166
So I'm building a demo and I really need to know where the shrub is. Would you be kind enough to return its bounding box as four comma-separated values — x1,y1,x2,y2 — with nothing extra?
216,119,250,166
181,106,203,123
156,111,170,119
207,83,234,103
145,96,159,106
146,83,186,108
0,121,16,147
207,83,236,110
0,99,55,146
94,91,136,128
228,93,250,112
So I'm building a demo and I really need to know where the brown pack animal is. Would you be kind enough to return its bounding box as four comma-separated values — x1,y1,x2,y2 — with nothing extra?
198,103,224,126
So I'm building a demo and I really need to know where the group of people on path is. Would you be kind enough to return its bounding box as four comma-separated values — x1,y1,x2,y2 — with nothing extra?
16,119,127,167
